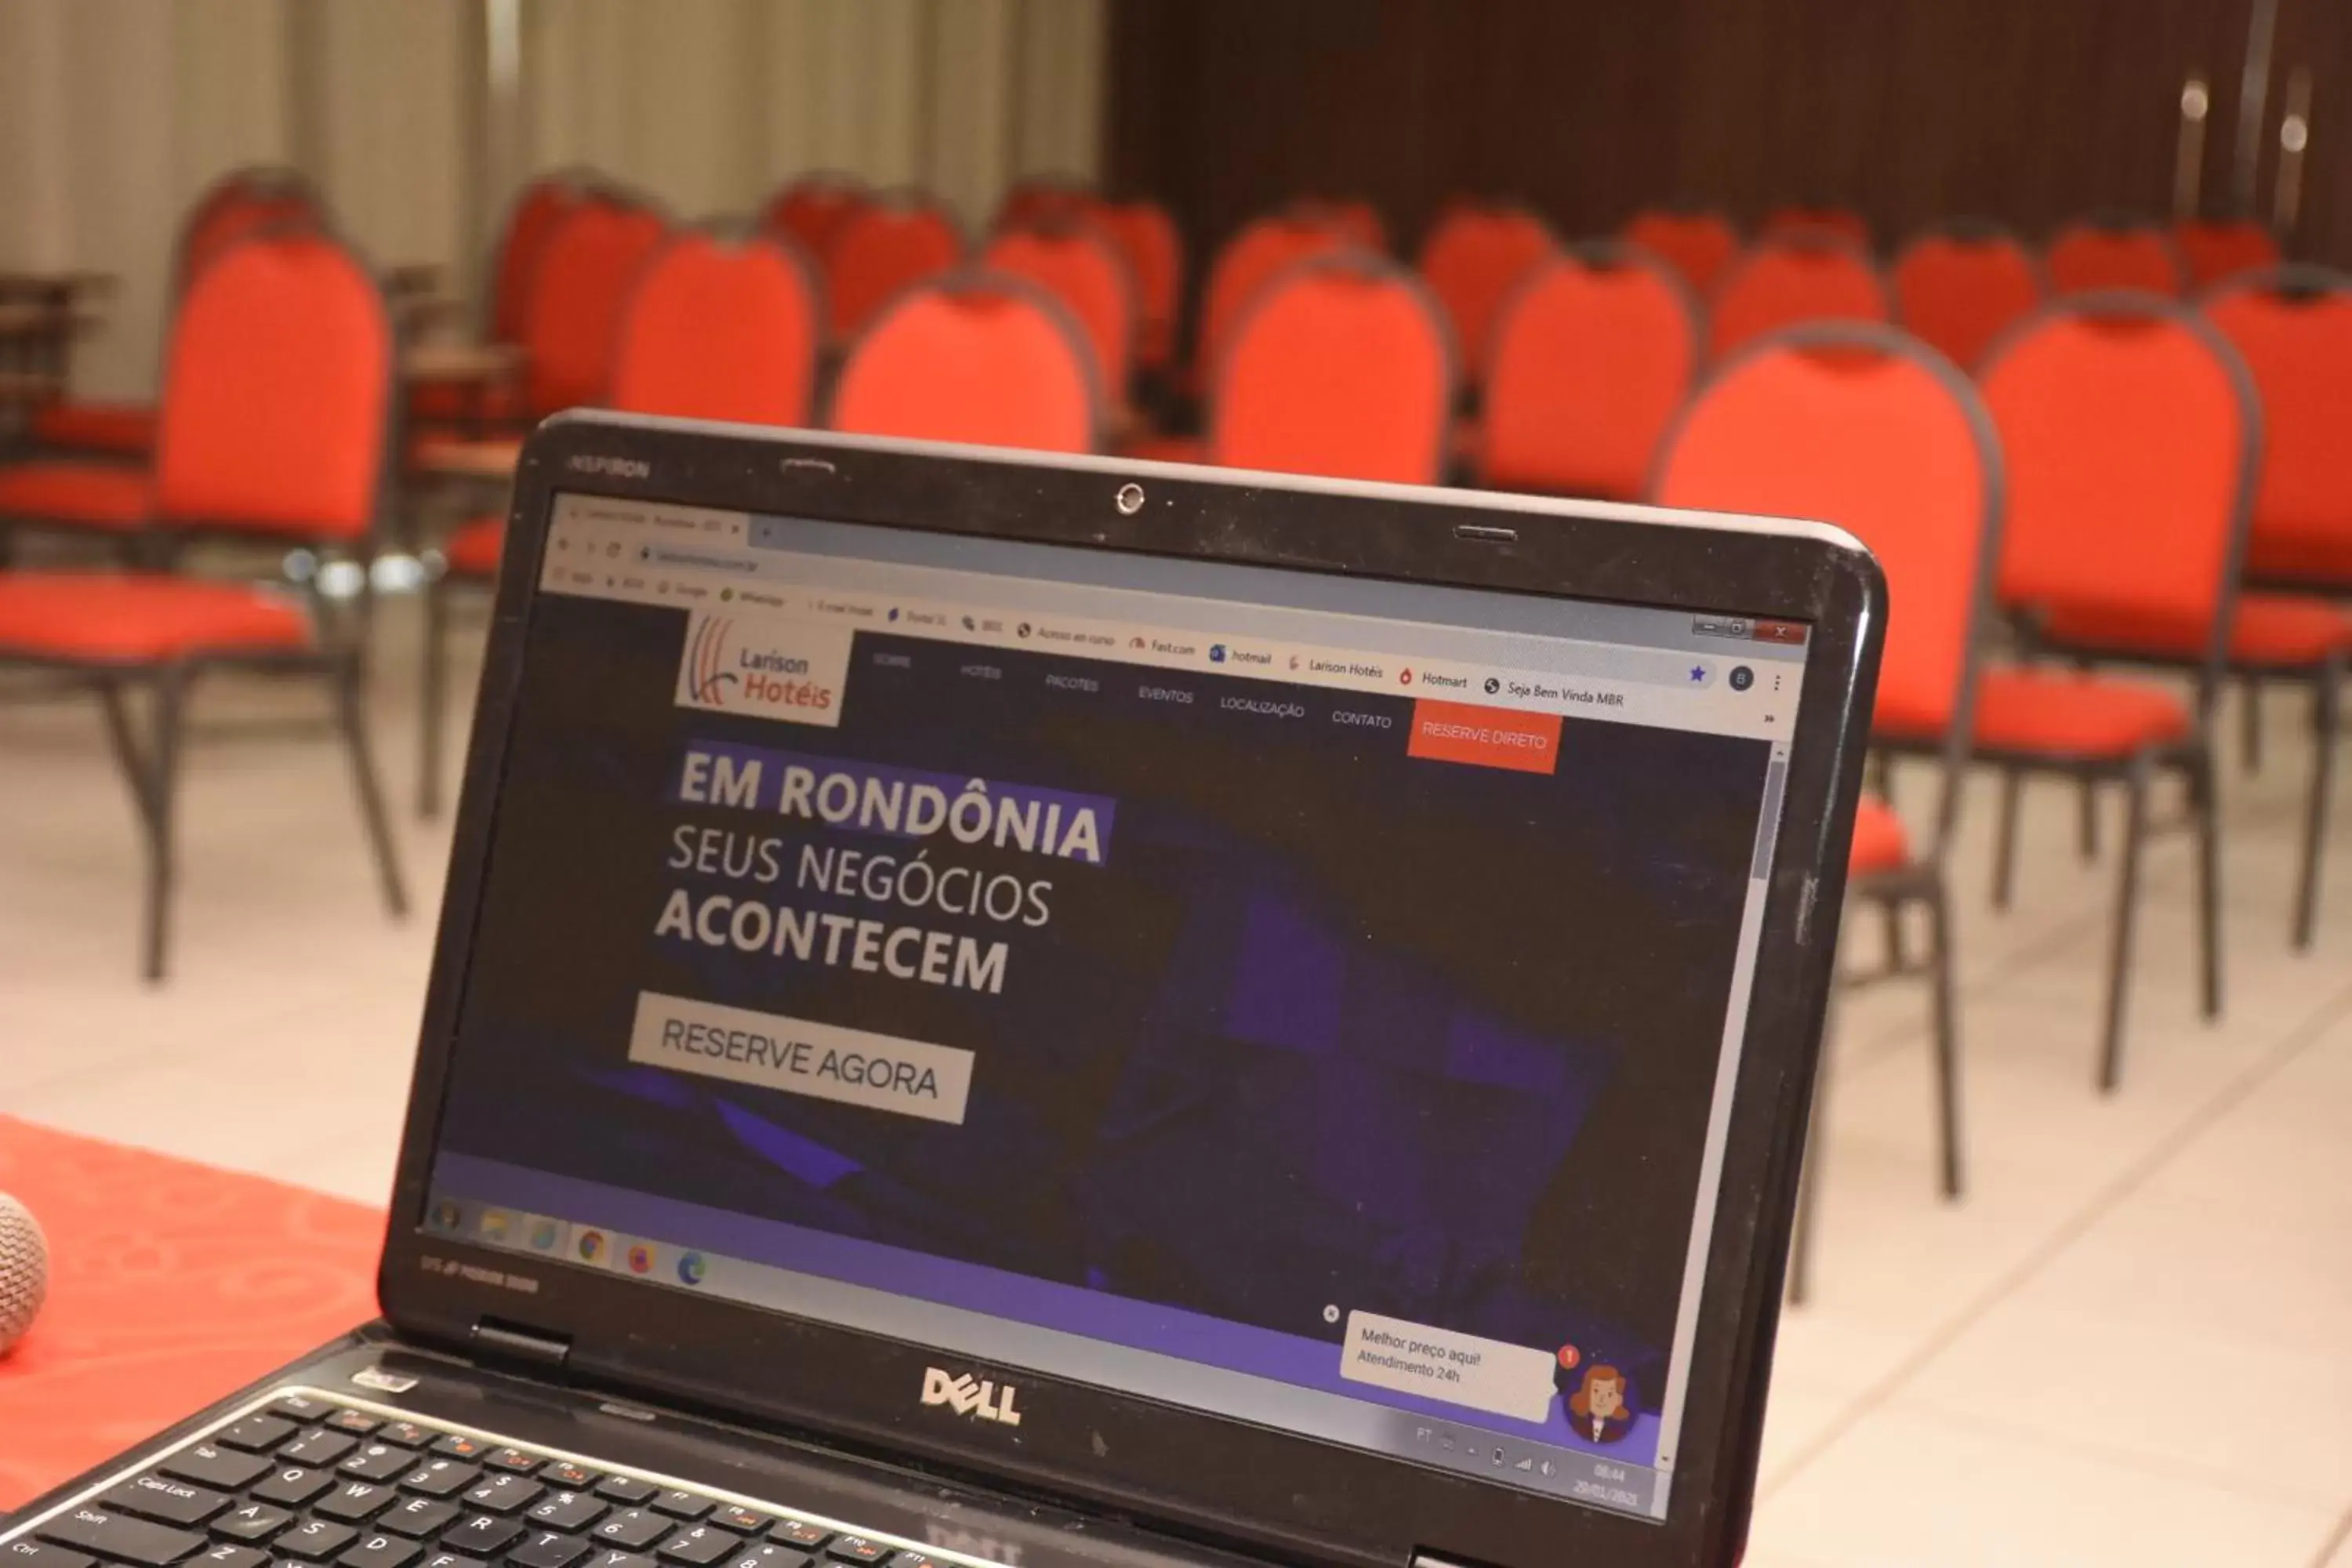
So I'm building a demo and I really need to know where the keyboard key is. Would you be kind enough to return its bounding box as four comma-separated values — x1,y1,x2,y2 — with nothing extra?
440,1517,522,1559
215,1415,300,1454
590,1513,671,1552
376,1501,459,1541
6,1541,97,1568
526,1494,608,1533
338,1537,419,1568
376,1423,438,1449
646,1494,708,1525
209,1504,294,1544
159,1446,272,1492
887,1555,945,1568
281,1432,361,1468
721,1548,809,1568
267,1396,340,1424
819,1541,890,1566
195,1546,269,1568
707,1510,767,1537
316,1482,399,1524
653,1528,734,1568
326,1412,383,1437
429,1436,489,1461
459,1475,540,1515
38,1508,208,1568
277,1523,359,1563
768,1527,828,1552
102,1478,232,1529
485,1448,543,1475
509,1534,590,1568
416,1555,485,1568
397,1461,481,1500
342,1446,417,1484
582,1553,654,1568
542,1465,598,1491
592,1479,655,1508
252,1467,339,1508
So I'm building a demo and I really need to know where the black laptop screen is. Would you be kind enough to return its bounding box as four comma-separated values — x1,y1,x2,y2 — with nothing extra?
426,493,1809,1524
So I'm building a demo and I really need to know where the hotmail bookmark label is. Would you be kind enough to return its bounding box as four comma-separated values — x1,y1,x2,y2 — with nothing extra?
676,612,852,726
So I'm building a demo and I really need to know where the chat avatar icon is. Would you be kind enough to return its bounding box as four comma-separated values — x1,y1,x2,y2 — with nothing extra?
1563,1363,1635,1446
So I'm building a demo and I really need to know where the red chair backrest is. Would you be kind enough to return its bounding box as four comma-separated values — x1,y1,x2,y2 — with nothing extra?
1762,205,1873,251
1482,245,1698,500
762,174,872,260
1196,215,1352,378
994,179,1094,233
154,230,390,543
2204,269,2352,554
981,223,1136,392
1623,209,1740,296
1984,299,2255,636
1095,198,1184,371
1290,198,1385,252
1709,237,1890,358
830,273,1098,454
823,197,965,343
611,230,821,427
1208,252,1454,485
2176,219,2283,289
519,197,670,416
1893,227,2043,369
176,169,323,297
489,173,590,344
1657,326,1998,744
2045,220,2184,297
1416,204,1557,383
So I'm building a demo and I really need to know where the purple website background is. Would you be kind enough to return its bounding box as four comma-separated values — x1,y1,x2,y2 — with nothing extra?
430,1149,1663,1465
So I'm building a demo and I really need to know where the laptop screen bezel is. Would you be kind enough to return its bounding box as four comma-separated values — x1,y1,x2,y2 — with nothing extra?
379,412,1883,1568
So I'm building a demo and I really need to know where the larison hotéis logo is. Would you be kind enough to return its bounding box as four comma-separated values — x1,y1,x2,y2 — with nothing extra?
675,612,852,728
921,1366,1023,1426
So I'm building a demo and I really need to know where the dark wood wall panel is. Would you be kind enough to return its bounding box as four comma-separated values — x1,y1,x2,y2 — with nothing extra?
1104,0,2325,271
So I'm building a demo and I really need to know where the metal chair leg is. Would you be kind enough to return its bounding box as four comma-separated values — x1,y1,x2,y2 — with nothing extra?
1927,874,1964,1200
2078,777,2100,861
1787,992,1837,1308
2241,676,2263,773
140,670,189,984
2191,742,2224,1018
2293,658,2339,950
334,657,409,919
2099,753,2154,1093
1992,766,2024,909
419,570,448,820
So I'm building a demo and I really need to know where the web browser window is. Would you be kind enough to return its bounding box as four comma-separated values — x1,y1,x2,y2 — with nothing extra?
427,493,1809,1523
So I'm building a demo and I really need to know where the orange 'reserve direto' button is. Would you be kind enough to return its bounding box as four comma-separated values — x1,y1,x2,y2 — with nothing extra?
1406,700,1563,775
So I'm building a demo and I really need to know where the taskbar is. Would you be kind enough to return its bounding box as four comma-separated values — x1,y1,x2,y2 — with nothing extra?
419,1186,1673,1523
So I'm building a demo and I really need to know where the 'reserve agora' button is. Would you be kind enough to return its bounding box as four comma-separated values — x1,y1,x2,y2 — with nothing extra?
1405,700,1563,775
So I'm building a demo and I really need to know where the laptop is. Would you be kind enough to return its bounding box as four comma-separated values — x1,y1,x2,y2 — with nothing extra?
2,417,1882,1568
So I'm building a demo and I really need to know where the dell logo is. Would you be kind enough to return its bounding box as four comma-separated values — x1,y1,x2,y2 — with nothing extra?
921,1367,1022,1427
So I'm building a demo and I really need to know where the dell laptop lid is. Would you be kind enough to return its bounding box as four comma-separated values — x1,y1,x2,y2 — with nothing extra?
384,416,1882,1568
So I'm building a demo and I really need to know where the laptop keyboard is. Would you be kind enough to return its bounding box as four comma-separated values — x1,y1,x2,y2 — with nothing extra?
14,1392,954,1568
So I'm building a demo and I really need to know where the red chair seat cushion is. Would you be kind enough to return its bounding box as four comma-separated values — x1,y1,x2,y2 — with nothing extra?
443,514,506,578
29,399,158,456
2249,527,2352,590
2039,593,2352,668
0,1116,383,1509
1965,666,2191,758
0,462,154,529
1848,795,1911,875
0,574,311,663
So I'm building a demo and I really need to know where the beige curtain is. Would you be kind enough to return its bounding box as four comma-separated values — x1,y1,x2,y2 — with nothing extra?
0,0,1105,401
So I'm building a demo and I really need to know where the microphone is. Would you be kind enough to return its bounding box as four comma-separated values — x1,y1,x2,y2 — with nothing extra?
0,1192,47,1356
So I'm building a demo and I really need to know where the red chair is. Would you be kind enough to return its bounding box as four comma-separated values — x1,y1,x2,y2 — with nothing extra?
0,229,406,979
1479,242,1698,499
2209,267,2352,595
1892,222,2044,370
1623,207,1740,297
28,167,325,459
1655,323,2002,1299
761,172,872,260
1762,204,1872,251
1192,213,1352,394
514,194,670,419
993,177,1094,233
1415,202,1557,385
982,222,1138,396
1202,252,1454,485
1290,198,1386,252
2176,217,2282,290
822,194,965,346
2045,216,2185,297
1094,198,1185,375
830,272,1099,454
1709,235,1890,358
417,226,824,818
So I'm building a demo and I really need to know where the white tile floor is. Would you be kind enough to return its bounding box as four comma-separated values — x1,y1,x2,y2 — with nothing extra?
3,597,2350,1566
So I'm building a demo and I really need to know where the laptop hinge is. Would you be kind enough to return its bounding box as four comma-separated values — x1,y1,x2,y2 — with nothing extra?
470,1318,572,1370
